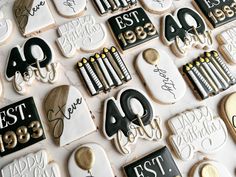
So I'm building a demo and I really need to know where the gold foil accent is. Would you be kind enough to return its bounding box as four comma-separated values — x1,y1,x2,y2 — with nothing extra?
75,147,95,171
143,48,160,65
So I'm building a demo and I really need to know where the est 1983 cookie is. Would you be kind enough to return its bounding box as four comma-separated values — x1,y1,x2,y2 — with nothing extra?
140,0,172,14
44,85,96,146
135,48,186,104
168,106,228,161
1,150,61,177
162,7,213,57
68,143,114,177
0,10,13,45
0,97,45,157
123,146,182,177
108,7,159,52
52,0,86,18
103,87,163,155
5,37,58,94
13,0,55,37
193,0,236,28
57,15,107,58
190,159,232,177
218,27,236,64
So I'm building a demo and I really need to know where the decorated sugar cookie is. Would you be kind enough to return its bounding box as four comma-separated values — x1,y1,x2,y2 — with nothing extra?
193,0,236,28
182,50,236,100
93,0,137,16
76,46,131,96
108,7,159,52
123,146,181,177
140,0,172,14
1,150,61,177
190,159,232,177
162,7,213,57
220,92,236,142
168,106,228,161
5,37,58,94
53,0,86,17
57,15,107,58
0,97,45,157
0,11,13,45
136,48,186,104
103,87,163,155
68,143,114,177
44,85,96,146
218,27,236,64
13,0,55,37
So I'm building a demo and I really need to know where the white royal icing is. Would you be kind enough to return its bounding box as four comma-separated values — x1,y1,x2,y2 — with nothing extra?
1,150,61,177
191,160,232,177
45,85,96,146
141,0,172,14
0,11,12,45
14,0,55,37
57,15,107,58
68,143,114,177
136,48,186,104
53,0,86,17
218,27,236,64
168,106,228,161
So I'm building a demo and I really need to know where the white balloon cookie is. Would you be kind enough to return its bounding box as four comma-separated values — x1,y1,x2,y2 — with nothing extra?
168,106,228,161
190,159,232,177
1,150,61,177
218,27,236,64
68,143,114,177
103,87,163,155
140,0,172,14
44,85,96,146
0,11,12,45
53,0,86,18
57,15,107,58
13,0,55,37
136,48,186,104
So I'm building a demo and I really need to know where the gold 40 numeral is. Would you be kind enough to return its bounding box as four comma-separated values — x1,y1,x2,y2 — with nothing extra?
118,23,157,47
0,121,43,153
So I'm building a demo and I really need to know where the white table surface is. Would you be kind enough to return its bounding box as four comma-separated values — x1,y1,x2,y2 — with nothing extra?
0,0,236,177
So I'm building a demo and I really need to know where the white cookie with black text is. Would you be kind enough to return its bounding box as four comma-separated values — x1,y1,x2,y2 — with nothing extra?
1,150,61,177
136,48,186,104
168,106,228,161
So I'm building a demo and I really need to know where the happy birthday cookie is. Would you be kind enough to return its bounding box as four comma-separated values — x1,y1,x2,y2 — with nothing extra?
108,7,159,52
53,0,86,18
140,0,172,14
92,0,137,16
103,87,163,155
218,27,236,64
190,159,232,177
44,85,96,146
76,46,131,96
1,150,61,177
0,10,13,45
68,143,114,177
193,0,236,28
162,7,213,57
135,48,186,104
5,37,58,94
0,97,45,157
220,92,236,142
182,50,236,100
123,146,181,177
57,15,106,58
13,0,55,37
168,106,228,161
